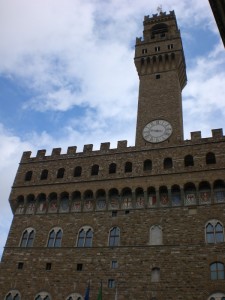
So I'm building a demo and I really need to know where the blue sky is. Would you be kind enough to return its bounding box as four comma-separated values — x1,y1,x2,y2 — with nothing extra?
0,0,225,258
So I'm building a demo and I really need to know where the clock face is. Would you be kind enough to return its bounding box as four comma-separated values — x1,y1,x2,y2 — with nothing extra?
142,120,173,143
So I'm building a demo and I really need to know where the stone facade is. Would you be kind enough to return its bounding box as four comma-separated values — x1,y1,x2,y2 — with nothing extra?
1,10,225,300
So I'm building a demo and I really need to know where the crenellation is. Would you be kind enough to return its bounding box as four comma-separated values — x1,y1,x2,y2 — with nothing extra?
36,149,46,159
51,148,61,156
67,146,77,155
212,128,223,138
191,131,202,141
83,144,93,152
21,151,32,162
100,142,110,151
117,140,127,149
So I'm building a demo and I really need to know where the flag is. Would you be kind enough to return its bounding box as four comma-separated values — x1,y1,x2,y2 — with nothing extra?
97,281,102,300
84,282,90,300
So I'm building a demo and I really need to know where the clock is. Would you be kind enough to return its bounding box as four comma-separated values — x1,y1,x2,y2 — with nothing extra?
142,119,172,143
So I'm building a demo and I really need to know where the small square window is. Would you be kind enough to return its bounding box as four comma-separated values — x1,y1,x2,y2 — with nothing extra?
125,210,130,215
18,262,24,270
112,211,117,217
108,279,116,288
142,48,147,54
156,74,161,79
168,44,174,50
77,263,83,271
46,263,52,270
155,46,160,52
111,260,118,269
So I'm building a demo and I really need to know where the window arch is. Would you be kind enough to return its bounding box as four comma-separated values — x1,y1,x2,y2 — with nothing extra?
150,225,163,245
74,166,82,177
40,169,48,180
151,267,160,282
34,292,51,300
109,163,117,174
5,290,21,300
77,227,93,247
47,228,62,247
151,23,168,38
108,188,120,209
163,157,173,169
206,220,224,243
59,192,69,213
71,191,81,212
184,155,194,167
20,228,35,247
66,294,83,300
91,164,99,175
207,293,225,300
48,192,58,213
109,227,120,247
26,194,36,214
37,193,47,213
210,262,225,280
171,185,181,206
143,159,152,171
147,186,157,207
214,180,225,203
206,152,216,164
57,168,65,178
159,186,169,206
184,182,197,205
25,170,32,181
15,195,25,214
135,187,145,208
124,161,132,173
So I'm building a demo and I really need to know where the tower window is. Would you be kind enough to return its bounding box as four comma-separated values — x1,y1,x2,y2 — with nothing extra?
91,164,99,175
184,155,194,167
20,228,35,247
156,74,161,79
168,44,174,49
109,163,117,174
108,279,116,288
164,157,173,169
40,169,48,180
57,168,65,178
46,263,52,270
25,171,32,181
77,227,93,247
144,159,152,171
125,161,132,173
47,228,63,247
74,166,82,177
206,152,216,164
155,46,160,52
142,48,147,54
77,263,83,271
210,262,225,280
17,262,24,270
111,260,118,269
109,227,120,247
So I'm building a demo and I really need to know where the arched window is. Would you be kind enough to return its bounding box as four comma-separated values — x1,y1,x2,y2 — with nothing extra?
40,169,48,180
74,166,82,177
20,228,35,247
207,293,225,300
214,180,225,203
48,192,58,213
66,294,84,300
143,159,152,171
108,188,120,209
206,220,224,243
5,290,21,300
135,187,145,208
71,191,81,212
210,262,225,280
91,164,99,175
109,227,120,247
47,228,62,247
151,267,160,282
206,152,216,164
121,187,132,209
57,168,65,178
147,186,157,207
59,192,69,213
171,185,181,206
109,163,117,174
151,23,168,38
150,225,162,245
125,162,132,173
184,155,194,167
77,227,93,247
184,182,197,205
25,170,32,181
34,292,51,300
15,195,25,214
37,193,47,213
163,157,173,169
159,186,169,206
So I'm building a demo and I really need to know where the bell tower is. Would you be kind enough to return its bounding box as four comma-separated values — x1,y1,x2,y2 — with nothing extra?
134,10,187,147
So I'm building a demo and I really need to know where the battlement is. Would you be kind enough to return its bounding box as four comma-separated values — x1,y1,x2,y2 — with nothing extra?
20,129,225,163
144,10,175,23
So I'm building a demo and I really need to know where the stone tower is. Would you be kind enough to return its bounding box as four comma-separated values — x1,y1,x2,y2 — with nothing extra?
1,9,225,300
135,11,187,147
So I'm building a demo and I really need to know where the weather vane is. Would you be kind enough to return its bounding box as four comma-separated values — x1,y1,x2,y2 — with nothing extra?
157,5,163,14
